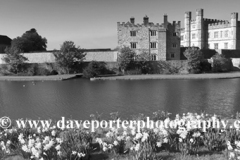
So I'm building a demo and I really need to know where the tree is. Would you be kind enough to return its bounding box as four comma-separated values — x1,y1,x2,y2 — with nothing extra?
11,28,47,52
135,50,152,74
53,41,86,74
211,53,233,72
117,46,136,73
3,47,28,74
184,47,203,73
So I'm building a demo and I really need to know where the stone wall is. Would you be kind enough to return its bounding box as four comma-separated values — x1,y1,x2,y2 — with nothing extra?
85,51,118,62
0,51,118,64
232,58,240,68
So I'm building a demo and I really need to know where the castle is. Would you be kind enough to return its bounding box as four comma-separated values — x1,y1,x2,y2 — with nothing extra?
117,15,181,60
117,9,240,61
180,9,240,50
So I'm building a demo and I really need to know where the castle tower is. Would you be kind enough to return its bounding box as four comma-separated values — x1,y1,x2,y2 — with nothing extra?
196,9,204,49
184,11,191,47
143,16,149,25
231,12,238,49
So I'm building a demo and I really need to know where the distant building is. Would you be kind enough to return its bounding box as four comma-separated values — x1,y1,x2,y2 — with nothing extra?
0,35,11,53
180,9,240,50
117,15,181,60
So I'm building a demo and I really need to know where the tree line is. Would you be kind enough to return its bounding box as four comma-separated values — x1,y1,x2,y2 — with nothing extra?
2,28,86,75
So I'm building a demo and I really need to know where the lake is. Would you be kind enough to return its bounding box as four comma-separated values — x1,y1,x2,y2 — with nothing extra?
0,78,240,120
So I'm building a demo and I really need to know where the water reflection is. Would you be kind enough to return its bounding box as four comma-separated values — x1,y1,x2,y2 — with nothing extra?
0,78,239,120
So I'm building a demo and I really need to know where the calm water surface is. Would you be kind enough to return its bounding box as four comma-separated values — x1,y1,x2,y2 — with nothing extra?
0,78,240,120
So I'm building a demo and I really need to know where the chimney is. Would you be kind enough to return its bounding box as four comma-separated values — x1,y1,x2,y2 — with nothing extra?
173,21,176,26
143,15,149,25
164,14,168,27
130,17,135,24
178,21,181,27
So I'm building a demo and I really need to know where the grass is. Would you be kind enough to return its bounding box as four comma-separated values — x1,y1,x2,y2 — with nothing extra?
0,74,82,81
0,151,228,160
89,151,228,160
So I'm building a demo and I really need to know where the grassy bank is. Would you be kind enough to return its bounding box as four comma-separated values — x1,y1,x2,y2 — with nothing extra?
90,72,240,81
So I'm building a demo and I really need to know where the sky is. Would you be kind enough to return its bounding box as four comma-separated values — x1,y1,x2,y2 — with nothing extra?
0,0,240,50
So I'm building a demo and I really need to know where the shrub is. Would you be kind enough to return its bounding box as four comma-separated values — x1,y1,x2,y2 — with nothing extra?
124,68,142,75
0,64,12,75
50,70,58,75
83,61,115,78
211,54,233,72
36,67,51,76
184,48,204,74
25,63,38,76
200,59,212,73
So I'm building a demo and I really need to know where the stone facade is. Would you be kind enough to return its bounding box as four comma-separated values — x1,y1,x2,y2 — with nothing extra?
117,15,181,60
181,9,240,50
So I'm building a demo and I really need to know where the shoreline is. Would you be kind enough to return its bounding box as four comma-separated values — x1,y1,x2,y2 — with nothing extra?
90,72,240,81
1,72,240,81
0,74,82,81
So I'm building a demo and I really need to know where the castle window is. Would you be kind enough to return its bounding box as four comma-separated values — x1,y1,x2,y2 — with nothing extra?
214,43,218,49
150,30,157,36
214,32,218,38
220,31,223,38
130,42,137,48
150,42,157,48
181,36,184,41
172,43,177,48
192,25,195,29
171,53,175,58
151,54,157,61
224,43,228,49
173,32,177,36
192,33,196,39
225,30,228,37
130,31,136,36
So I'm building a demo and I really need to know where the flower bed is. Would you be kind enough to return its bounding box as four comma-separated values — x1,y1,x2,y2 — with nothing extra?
1,111,240,160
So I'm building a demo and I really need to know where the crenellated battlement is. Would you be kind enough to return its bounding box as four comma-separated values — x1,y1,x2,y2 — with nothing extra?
190,19,196,23
208,21,231,29
118,19,180,29
117,21,164,29
203,18,226,24
231,12,238,19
